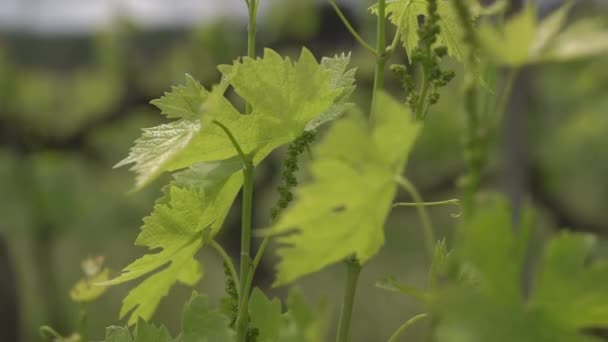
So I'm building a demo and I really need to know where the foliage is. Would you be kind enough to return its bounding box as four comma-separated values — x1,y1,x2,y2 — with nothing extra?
432,198,608,342
32,0,608,341
263,92,421,286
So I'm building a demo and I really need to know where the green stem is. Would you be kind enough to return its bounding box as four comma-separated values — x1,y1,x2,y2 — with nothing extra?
210,240,240,297
329,0,377,55
393,199,459,208
39,326,63,340
370,0,388,124
80,304,88,342
246,0,258,114
213,120,248,164
242,234,270,297
387,313,428,342
213,119,253,341
395,176,436,259
336,258,362,342
235,159,254,342
393,199,461,217
494,68,519,120
415,68,431,120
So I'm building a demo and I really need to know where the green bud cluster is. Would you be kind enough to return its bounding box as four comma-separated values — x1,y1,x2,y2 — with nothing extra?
391,0,455,119
270,130,317,221
452,0,478,55
220,261,239,328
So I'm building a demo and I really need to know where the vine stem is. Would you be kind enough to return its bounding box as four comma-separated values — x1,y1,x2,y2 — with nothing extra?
395,176,436,260
235,159,254,342
245,0,258,115
387,313,428,342
335,258,362,342
210,240,240,297
370,0,388,125
494,68,519,121
80,304,88,342
212,119,253,342
328,0,377,55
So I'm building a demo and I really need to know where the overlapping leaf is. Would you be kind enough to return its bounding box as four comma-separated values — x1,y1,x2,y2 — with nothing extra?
182,293,235,342
105,320,173,342
109,49,355,324
264,91,422,286
370,0,466,61
118,48,356,189
249,288,328,342
102,160,243,325
477,3,608,66
433,198,608,342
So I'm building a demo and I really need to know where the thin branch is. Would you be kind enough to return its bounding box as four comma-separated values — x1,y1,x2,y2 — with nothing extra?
209,240,240,297
329,0,377,55
387,313,429,342
395,176,436,259
212,120,249,165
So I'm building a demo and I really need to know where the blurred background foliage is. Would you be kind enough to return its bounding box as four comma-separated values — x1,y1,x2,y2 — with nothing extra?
1,0,608,341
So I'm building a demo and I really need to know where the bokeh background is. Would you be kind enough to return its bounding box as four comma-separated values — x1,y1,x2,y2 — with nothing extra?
1,0,608,341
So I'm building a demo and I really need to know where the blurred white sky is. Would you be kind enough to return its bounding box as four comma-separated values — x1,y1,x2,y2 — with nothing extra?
0,0,252,34
0,0,604,35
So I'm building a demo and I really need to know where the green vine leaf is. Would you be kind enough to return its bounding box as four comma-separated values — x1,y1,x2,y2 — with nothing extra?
101,186,210,325
102,157,244,325
249,288,282,342
263,91,421,286
182,293,235,342
118,49,356,190
433,198,608,342
477,2,608,66
104,320,174,342
105,326,132,342
370,0,467,61
134,319,173,342
150,74,208,121
279,290,328,342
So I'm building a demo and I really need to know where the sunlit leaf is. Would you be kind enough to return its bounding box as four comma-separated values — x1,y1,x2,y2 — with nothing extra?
265,91,421,285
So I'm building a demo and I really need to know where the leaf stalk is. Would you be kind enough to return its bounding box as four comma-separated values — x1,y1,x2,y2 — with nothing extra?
336,258,362,342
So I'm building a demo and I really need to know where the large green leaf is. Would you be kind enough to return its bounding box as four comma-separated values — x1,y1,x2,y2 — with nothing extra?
264,91,422,285
370,0,467,61
433,197,608,342
102,186,209,325
118,49,355,189
103,159,242,325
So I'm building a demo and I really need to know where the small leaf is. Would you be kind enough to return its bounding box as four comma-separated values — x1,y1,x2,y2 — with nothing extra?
542,19,608,62
70,268,110,303
279,289,328,342
249,288,282,342
477,4,537,66
150,74,208,120
102,187,211,325
370,0,467,61
134,319,173,342
105,326,133,342
182,292,235,342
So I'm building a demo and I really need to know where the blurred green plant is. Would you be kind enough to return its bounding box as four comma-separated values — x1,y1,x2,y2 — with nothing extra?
16,0,608,341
